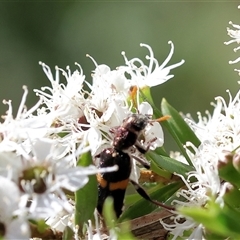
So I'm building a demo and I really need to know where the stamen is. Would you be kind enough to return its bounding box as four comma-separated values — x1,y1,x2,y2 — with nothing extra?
129,85,138,97
160,41,174,69
234,46,240,52
25,98,43,117
57,66,68,79
39,61,55,83
75,62,84,76
129,85,138,110
55,66,60,84
140,43,155,74
65,65,71,78
2,99,12,122
121,51,127,63
224,39,236,45
86,54,98,69
16,86,28,120
229,57,240,64
150,115,171,123
229,21,240,29
145,55,159,72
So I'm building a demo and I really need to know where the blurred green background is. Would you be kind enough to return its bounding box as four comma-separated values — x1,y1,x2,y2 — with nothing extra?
0,2,239,150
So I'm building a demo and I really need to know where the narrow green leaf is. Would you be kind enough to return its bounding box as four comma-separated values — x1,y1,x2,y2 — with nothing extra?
150,159,172,179
204,231,229,240
103,197,117,229
116,222,136,240
103,197,136,240
161,98,201,147
36,219,48,234
139,87,162,119
140,86,155,105
218,160,240,189
62,226,74,240
125,182,165,206
154,146,170,158
148,151,194,178
119,181,183,221
224,186,240,208
161,98,201,164
75,150,98,233
180,200,240,238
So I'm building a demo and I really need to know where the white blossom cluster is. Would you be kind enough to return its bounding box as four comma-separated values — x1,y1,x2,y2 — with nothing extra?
0,42,184,239
163,13,240,239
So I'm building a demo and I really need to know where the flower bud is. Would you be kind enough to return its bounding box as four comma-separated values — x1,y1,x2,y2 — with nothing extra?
218,150,233,169
233,152,240,172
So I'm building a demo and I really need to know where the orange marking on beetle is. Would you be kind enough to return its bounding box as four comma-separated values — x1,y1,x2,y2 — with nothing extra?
109,179,129,191
97,173,107,188
97,174,129,190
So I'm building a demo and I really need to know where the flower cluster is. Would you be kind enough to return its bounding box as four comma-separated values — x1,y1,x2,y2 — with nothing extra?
4,7,240,238
163,91,240,238
162,10,240,239
0,42,183,239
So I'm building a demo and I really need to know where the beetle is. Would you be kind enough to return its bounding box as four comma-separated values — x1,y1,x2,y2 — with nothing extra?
95,113,174,218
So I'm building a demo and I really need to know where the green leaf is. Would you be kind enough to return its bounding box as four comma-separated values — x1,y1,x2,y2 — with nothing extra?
138,88,181,158
75,150,98,234
125,182,165,206
57,132,69,138
35,219,49,234
119,181,183,221
180,200,240,238
218,160,240,189
140,86,155,105
103,197,117,229
139,87,162,119
148,151,194,178
161,98,201,165
150,158,173,179
116,222,137,240
103,197,136,240
204,231,228,240
224,186,240,208
62,226,74,240
154,146,169,157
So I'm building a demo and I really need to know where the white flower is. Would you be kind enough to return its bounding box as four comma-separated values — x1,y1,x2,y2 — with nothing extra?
138,102,164,149
225,20,240,64
34,62,86,127
165,87,240,238
162,217,204,240
186,89,240,150
0,38,185,239
0,176,30,239
46,207,74,232
90,63,130,95
35,43,178,158
120,41,185,88
17,138,117,219
86,211,103,240
225,21,240,46
85,58,131,129
35,61,131,155
0,86,49,144
162,141,222,239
